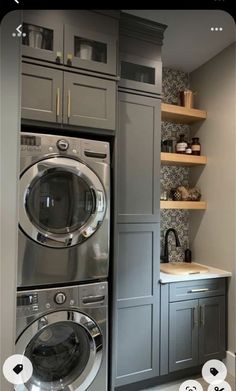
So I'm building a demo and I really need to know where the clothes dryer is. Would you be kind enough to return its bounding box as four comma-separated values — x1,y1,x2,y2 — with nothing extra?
18,133,110,288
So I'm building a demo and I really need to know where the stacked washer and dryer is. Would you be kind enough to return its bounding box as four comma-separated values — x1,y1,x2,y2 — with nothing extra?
16,133,110,391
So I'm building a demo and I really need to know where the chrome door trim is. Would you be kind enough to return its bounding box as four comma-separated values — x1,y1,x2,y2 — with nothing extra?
19,156,106,248
15,310,103,391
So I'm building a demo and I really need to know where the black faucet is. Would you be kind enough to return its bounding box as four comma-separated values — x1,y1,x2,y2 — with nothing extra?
161,228,181,263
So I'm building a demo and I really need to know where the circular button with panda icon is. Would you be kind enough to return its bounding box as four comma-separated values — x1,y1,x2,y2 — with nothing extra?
179,379,203,391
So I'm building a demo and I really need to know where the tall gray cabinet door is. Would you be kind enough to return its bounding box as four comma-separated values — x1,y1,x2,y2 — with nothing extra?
113,224,160,387
117,92,160,223
63,72,116,130
169,300,199,372
199,296,226,363
21,63,63,123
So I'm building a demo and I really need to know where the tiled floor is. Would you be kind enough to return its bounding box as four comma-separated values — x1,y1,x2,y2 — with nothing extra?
143,374,235,390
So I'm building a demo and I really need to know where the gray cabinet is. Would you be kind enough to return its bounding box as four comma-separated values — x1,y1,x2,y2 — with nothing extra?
63,72,116,130
169,300,199,372
111,12,166,391
199,296,226,363
21,63,116,130
119,13,166,95
160,279,226,375
22,10,64,64
113,224,160,387
22,10,118,75
64,23,117,75
117,92,160,223
119,52,162,95
21,63,63,123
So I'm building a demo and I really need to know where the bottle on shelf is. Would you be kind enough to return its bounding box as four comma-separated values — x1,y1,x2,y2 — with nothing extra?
185,142,192,154
176,134,187,154
191,137,201,155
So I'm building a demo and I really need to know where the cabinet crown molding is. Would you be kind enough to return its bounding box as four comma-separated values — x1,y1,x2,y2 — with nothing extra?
120,12,167,45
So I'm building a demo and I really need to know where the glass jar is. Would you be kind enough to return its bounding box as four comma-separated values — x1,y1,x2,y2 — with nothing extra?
185,143,192,154
191,137,201,155
176,134,187,154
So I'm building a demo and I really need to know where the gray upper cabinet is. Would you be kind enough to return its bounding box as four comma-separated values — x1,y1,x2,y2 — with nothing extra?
21,63,116,130
119,51,162,95
119,13,166,95
22,10,119,76
117,92,160,223
64,24,117,75
63,72,116,130
22,11,64,64
21,63,63,123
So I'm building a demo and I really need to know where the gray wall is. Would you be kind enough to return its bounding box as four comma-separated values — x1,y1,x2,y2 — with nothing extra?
190,43,236,353
0,11,21,390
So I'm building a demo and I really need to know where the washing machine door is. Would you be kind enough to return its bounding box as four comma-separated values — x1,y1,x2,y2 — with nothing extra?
15,310,103,391
19,156,106,247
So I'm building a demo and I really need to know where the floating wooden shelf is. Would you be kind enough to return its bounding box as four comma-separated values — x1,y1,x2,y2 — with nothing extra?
161,152,207,166
161,103,207,124
160,201,207,210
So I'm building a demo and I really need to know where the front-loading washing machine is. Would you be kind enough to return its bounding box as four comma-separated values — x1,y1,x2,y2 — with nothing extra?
15,282,108,391
18,132,110,288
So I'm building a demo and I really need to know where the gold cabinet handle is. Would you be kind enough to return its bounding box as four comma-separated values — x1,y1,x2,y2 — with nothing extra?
56,88,60,118
200,305,205,327
67,90,71,120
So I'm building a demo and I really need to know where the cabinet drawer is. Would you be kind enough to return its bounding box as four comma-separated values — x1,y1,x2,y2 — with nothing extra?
169,279,225,302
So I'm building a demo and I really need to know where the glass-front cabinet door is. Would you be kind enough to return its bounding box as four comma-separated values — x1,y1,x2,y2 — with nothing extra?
64,24,117,75
119,53,162,95
22,11,64,64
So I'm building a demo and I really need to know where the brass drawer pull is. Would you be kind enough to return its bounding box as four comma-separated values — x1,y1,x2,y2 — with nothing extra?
189,288,209,293
67,90,71,120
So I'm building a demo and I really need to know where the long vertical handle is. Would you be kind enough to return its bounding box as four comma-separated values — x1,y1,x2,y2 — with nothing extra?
67,90,71,120
192,307,198,329
56,88,60,118
200,305,205,327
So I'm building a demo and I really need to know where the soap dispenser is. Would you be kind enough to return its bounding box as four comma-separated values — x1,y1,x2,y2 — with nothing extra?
184,249,192,263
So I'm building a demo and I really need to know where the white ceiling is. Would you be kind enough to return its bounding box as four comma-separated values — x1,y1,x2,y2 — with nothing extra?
124,10,236,73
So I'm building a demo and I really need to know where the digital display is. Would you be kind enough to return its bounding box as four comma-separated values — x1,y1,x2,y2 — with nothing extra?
17,294,38,306
21,135,41,146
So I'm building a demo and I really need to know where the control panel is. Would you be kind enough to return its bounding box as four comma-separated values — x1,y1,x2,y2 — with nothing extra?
20,133,110,164
16,282,108,318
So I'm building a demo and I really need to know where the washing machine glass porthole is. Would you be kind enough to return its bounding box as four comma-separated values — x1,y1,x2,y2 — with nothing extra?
25,170,94,235
24,321,92,390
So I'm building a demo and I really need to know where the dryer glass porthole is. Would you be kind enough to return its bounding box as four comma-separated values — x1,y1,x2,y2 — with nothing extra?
19,156,107,247
26,170,94,234
24,322,90,390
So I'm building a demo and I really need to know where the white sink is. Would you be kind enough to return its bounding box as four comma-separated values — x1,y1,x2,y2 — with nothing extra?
160,262,209,275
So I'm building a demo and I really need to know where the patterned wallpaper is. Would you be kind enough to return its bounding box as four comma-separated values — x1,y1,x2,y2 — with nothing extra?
160,68,191,262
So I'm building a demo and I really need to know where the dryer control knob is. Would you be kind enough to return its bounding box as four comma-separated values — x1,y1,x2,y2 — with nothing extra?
54,292,66,304
57,139,69,151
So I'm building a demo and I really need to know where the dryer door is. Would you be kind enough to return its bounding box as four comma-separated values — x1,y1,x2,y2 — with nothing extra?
15,310,103,391
19,156,106,247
